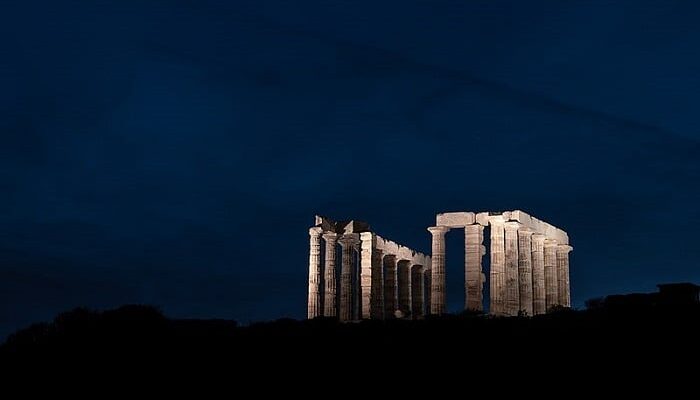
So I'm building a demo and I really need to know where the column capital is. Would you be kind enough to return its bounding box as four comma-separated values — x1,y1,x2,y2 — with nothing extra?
532,233,546,243
487,215,507,225
504,221,522,230
544,238,559,247
309,226,324,237
383,253,397,263
427,226,450,235
360,231,374,239
465,223,484,232
518,226,534,235
322,232,339,242
338,234,360,247
557,244,574,253
475,212,490,226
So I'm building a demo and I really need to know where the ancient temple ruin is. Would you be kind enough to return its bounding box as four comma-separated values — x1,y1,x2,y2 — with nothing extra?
429,210,572,316
307,216,431,321
307,210,572,320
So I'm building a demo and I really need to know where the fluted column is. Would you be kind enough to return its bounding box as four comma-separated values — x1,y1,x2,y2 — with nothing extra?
504,221,521,316
424,269,432,315
323,232,339,317
465,224,485,311
353,242,361,320
359,232,379,319
428,226,450,315
370,246,384,319
531,234,546,315
307,227,324,319
397,260,412,317
412,267,425,319
544,238,559,311
518,228,534,316
338,234,359,322
557,245,573,308
383,255,398,318
489,216,506,315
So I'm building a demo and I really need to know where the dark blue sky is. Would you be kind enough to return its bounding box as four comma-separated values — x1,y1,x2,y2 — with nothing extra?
2,0,699,338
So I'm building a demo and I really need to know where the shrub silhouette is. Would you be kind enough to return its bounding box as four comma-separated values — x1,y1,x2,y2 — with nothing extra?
2,300,699,376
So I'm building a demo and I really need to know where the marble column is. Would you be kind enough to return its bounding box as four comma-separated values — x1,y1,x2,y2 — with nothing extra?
544,238,559,311
412,267,425,319
465,224,485,312
518,228,534,316
338,234,359,322
359,232,380,319
383,255,398,318
504,221,521,316
428,226,450,315
353,242,361,320
307,227,324,319
397,260,412,318
323,232,339,317
370,246,384,319
424,269,432,316
557,245,573,308
531,234,546,315
489,217,506,315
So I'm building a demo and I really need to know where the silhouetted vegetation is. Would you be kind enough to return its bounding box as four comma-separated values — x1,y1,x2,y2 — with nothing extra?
3,282,700,386
3,300,700,374
1,305,238,359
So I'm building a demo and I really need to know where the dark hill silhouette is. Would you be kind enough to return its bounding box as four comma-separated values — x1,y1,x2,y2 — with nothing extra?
3,307,695,394
3,300,700,375
2,283,699,389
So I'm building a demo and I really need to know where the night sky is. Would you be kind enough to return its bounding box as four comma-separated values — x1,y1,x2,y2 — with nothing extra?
2,0,700,338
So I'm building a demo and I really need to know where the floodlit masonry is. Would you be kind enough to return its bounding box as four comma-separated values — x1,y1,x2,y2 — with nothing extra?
307,210,572,320
429,210,572,316
307,216,431,321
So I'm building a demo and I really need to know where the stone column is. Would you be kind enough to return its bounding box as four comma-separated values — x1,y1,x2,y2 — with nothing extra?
383,255,398,318
359,232,379,319
504,221,521,316
353,242,361,320
397,261,412,318
428,226,450,315
489,216,506,315
531,234,546,315
323,232,339,317
412,267,425,319
518,228,534,316
465,224,485,312
544,238,559,311
424,269,432,315
338,234,359,322
370,246,384,319
557,245,573,308
307,227,324,319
